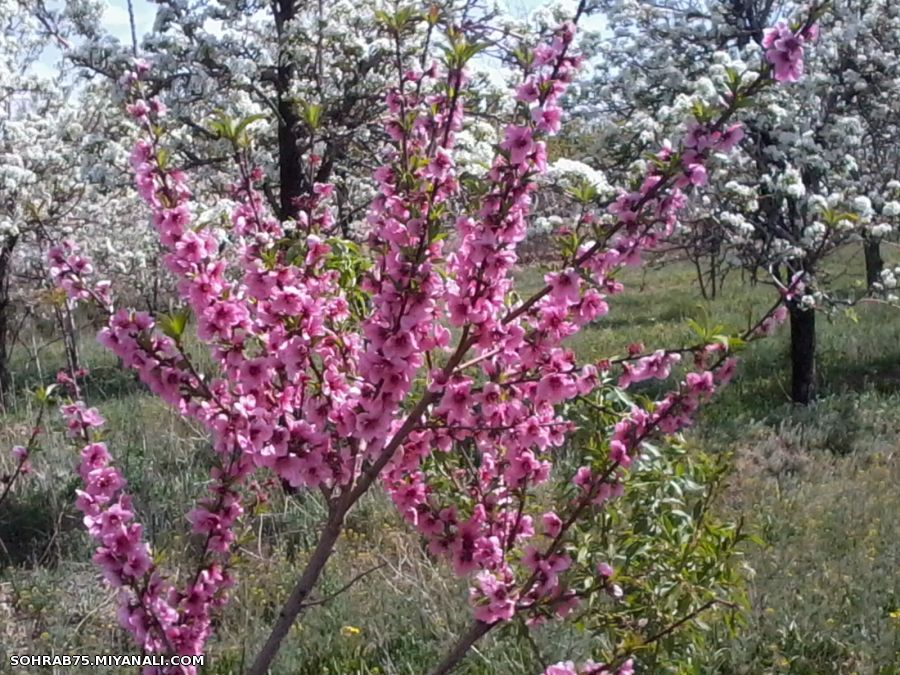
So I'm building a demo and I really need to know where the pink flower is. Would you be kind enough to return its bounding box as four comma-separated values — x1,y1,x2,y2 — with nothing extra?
187,507,223,535
684,162,708,187
542,511,562,538
501,125,534,165
425,148,454,179
80,443,111,478
470,571,516,624
716,357,739,385
573,466,593,489
597,562,614,578
717,123,745,152
758,305,790,336
382,332,418,362
536,373,577,404
436,380,474,426
126,100,150,120
355,409,392,443
532,105,563,134
546,270,582,304
62,403,106,436
801,24,819,41
239,357,271,391
516,81,540,102
763,21,809,83
609,439,631,468
11,445,31,474
85,467,125,501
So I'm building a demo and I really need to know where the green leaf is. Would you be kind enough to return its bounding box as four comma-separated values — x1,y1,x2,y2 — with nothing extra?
34,384,57,404
686,317,707,339
443,40,489,69
300,102,323,131
159,308,191,343
566,177,599,205
234,113,266,137
156,147,170,170
207,111,236,141
375,6,418,33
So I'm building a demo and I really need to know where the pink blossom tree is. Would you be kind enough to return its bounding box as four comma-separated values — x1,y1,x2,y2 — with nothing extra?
45,2,819,673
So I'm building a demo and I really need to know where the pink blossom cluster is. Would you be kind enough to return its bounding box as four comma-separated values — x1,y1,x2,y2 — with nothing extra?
763,21,818,83
618,349,682,388
393,44,805,640
52,243,244,669
63,401,231,674
757,305,790,336
379,23,758,629
355,58,464,454
72,434,152,587
48,15,807,672
50,57,387,667
543,658,634,675
676,122,746,188
381,25,611,623
48,241,110,306
10,445,31,474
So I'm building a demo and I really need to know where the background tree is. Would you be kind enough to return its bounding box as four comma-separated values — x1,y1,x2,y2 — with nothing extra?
566,0,900,404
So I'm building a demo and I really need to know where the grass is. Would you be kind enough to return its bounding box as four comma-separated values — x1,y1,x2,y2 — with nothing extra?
1,244,899,674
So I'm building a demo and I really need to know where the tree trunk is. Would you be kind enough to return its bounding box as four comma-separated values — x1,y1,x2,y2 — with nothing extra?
276,94,304,220
56,301,80,378
864,238,883,289
274,0,306,221
789,301,816,405
693,257,709,301
0,298,10,409
247,503,346,675
0,237,17,408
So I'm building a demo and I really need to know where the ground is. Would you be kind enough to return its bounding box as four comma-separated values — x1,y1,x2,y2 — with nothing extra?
1,246,898,674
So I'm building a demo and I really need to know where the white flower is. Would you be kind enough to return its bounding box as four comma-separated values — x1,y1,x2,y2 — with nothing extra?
870,223,892,238
693,77,718,104
786,182,806,199
546,158,613,196
851,195,873,220
0,218,20,238
882,200,900,217
776,166,806,199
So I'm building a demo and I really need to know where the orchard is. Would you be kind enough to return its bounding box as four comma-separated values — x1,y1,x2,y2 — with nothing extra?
1,1,899,674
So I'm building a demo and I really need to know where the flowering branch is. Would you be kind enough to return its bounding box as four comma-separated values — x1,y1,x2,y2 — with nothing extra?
44,6,819,675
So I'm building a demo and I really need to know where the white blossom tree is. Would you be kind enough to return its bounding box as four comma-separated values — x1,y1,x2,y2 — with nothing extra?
567,0,900,403
0,0,164,400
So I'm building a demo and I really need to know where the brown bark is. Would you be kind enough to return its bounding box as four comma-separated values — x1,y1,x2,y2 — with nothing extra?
273,0,306,221
0,236,18,407
789,300,817,405
864,238,883,289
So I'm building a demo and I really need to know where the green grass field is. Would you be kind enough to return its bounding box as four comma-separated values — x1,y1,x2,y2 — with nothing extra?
1,247,898,674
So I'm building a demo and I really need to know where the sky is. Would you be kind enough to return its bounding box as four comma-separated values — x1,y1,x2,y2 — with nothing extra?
33,0,153,76
89,0,590,43
35,0,603,76
100,0,156,44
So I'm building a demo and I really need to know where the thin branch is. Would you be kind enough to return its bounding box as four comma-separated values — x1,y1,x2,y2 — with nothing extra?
299,563,387,609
